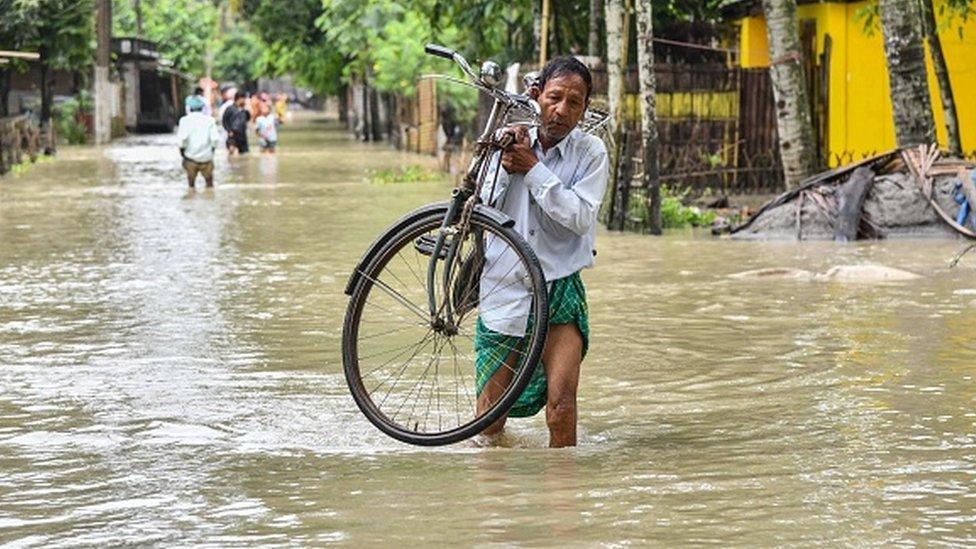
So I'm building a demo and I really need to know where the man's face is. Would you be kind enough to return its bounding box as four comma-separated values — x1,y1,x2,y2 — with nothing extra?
236,97,246,107
535,73,588,142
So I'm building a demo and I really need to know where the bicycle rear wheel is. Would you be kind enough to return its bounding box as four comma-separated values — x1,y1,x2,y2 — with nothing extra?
342,209,549,446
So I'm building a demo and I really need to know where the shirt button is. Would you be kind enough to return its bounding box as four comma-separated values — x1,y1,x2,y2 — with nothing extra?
529,229,536,236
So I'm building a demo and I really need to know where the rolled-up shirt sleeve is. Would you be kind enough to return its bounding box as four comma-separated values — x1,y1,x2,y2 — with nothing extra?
523,145,608,236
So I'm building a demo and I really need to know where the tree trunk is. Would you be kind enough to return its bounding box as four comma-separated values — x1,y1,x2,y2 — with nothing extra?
361,80,371,141
761,0,817,188
532,1,542,64
0,69,10,117
539,0,552,68
880,0,936,147
369,84,382,142
352,78,365,139
338,83,348,125
72,70,83,95
605,0,626,230
635,0,661,234
134,0,143,38
920,0,962,155
589,0,602,56
40,45,55,154
94,0,112,145
605,0,625,135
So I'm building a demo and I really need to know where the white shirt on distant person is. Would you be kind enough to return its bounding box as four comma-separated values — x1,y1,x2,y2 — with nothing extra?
255,114,278,143
177,111,221,163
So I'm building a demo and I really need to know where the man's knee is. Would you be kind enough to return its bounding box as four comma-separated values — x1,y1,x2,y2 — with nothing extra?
546,394,576,430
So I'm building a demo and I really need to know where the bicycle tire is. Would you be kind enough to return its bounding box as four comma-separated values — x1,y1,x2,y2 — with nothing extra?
343,209,549,446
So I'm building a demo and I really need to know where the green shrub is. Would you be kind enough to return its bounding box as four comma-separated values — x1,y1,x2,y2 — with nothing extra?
53,90,92,145
660,186,716,228
621,185,716,229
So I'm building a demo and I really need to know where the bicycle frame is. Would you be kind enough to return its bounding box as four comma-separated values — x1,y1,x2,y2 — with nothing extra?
420,44,540,330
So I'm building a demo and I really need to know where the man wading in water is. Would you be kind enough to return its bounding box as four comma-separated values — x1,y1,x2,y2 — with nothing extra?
476,57,608,447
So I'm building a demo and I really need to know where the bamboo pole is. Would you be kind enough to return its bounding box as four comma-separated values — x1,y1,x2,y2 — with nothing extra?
0,51,40,60
539,0,551,66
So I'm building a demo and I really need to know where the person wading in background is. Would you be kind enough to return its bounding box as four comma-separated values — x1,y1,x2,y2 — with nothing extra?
177,95,221,190
222,92,250,155
255,102,279,153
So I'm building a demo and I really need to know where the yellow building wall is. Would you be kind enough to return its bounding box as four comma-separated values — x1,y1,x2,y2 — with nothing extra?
738,0,976,166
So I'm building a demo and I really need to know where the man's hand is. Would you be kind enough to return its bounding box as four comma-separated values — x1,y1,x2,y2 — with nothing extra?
501,126,538,175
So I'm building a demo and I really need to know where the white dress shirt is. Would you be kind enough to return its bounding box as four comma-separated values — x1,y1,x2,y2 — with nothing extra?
176,112,221,163
478,126,609,336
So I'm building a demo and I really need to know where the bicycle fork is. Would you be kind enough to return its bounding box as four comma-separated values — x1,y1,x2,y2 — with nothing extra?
425,189,469,335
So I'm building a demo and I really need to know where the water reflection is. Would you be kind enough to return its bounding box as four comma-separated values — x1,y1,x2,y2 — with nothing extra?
1,114,975,545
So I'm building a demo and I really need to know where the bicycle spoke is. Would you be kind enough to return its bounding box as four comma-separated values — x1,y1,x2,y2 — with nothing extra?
393,337,443,426
374,331,436,408
360,331,432,362
396,247,427,290
357,269,430,323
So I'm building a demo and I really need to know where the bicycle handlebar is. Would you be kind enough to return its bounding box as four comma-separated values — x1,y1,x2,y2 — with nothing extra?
424,44,455,60
424,43,541,125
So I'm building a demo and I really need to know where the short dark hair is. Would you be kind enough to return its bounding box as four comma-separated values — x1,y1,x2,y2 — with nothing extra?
235,91,246,100
193,86,204,95
539,56,593,101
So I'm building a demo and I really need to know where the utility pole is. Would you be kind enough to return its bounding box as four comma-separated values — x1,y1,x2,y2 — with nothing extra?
94,0,112,144
134,0,143,38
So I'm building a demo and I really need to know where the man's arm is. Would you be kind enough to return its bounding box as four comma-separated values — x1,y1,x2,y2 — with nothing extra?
522,149,608,236
176,119,189,159
504,135,607,236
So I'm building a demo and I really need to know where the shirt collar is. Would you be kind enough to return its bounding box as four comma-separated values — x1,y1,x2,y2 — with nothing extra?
528,126,578,158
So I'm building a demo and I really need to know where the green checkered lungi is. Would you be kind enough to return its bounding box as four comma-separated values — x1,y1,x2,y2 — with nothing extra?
474,271,590,418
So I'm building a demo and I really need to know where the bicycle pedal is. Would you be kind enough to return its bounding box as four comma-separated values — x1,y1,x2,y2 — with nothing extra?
414,235,447,259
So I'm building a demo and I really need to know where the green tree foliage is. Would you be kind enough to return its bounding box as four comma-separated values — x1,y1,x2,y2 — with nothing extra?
113,0,217,76
4,0,94,71
240,0,344,94
0,0,93,125
214,22,264,86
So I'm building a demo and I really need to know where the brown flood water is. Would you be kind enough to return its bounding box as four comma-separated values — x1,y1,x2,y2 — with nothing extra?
1,112,975,546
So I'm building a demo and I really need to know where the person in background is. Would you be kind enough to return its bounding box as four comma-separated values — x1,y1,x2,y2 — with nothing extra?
274,93,288,125
255,102,278,154
222,91,250,155
248,93,262,123
177,95,220,189
185,86,212,116
217,86,237,122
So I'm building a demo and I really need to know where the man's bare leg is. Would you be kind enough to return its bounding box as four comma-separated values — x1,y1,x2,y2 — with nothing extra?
476,350,518,437
203,163,214,188
543,323,583,448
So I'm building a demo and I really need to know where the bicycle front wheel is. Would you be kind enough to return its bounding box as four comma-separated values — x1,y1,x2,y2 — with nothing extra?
342,209,549,446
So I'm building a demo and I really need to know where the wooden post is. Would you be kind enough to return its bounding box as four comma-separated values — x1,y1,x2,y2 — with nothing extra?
834,167,874,242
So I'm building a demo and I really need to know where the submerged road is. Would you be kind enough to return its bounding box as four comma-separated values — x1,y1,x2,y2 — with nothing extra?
1,112,975,545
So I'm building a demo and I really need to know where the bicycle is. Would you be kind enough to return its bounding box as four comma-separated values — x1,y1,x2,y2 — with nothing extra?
342,44,608,446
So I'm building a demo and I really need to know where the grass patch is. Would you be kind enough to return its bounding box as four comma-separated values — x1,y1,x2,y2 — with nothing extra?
4,154,54,178
368,164,443,184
